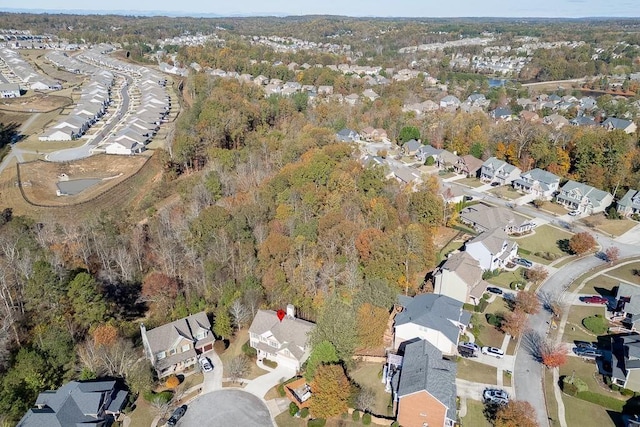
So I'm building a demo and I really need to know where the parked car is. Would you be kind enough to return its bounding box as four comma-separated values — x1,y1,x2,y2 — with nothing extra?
568,210,580,216
581,295,608,305
490,181,501,187
483,388,509,405
199,356,213,373
486,287,503,295
458,346,477,358
167,405,187,426
514,258,533,268
574,341,598,351
459,342,481,353
574,348,602,359
481,346,505,358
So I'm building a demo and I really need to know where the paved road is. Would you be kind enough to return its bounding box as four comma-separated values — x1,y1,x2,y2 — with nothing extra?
178,389,273,427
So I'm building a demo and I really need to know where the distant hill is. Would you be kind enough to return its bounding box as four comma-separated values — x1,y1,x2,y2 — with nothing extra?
0,7,288,18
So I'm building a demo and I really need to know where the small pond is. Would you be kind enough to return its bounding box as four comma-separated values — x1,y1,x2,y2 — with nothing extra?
56,178,102,196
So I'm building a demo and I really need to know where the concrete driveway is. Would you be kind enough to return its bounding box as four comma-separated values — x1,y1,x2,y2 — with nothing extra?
243,364,296,398
178,389,273,427
201,349,223,394
456,378,515,401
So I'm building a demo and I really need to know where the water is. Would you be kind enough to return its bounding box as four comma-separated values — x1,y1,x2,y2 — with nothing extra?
488,78,510,88
57,178,102,195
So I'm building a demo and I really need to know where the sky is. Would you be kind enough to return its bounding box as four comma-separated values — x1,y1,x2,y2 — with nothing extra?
3,0,639,18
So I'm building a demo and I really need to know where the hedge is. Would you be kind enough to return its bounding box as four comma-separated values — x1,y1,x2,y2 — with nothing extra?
362,413,372,425
242,341,257,358
576,391,625,412
352,410,360,421
289,402,299,416
308,419,326,427
143,390,173,404
300,408,309,418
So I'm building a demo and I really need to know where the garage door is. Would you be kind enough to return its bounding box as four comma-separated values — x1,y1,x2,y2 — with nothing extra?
203,343,213,352
275,356,299,371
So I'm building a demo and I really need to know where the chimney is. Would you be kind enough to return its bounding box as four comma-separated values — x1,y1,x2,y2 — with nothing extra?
286,304,296,319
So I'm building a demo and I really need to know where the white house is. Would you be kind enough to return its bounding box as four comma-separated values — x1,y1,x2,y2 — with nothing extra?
480,157,521,185
393,294,470,355
0,83,20,98
105,140,145,155
512,168,560,200
555,180,614,215
465,228,518,271
248,306,315,370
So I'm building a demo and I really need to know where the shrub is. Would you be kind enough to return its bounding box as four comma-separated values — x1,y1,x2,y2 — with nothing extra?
486,313,503,328
425,157,435,166
576,391,624,412
352,410,360,421
277,383,286,397
463,303,476,312
300,408,309,418
290,402,299,416
391,422,400,427
241,341,257,358
475,299,489,313
308,419,327,427
263,359,278,369
362,413,372,425
143,390,173,404
165,375,180,389
622,388,635,397
612,384,621,392
562,381,578,396
510,280,526,290
582,314,609,335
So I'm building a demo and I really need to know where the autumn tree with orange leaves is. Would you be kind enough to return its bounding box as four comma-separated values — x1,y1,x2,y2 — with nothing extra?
495,401,538,427
356,303,389,349
569,232,597,255
516,290,541,315
501,309,528,338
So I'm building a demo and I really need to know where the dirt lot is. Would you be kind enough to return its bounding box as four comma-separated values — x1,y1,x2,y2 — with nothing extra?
17,153,150,207
0,92,72,114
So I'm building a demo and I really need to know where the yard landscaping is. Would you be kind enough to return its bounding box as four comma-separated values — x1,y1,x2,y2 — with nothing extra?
488,185,523,200
563,305,606,344
457,177,484,188
486,268,526,288
579,275,619,297
219,329,269,380
595,218,637,237
605,262,640,286
471,298,509,349
562,394,617,427
515,224,573,264
460,399,492,427
348,362,391,417
457,358,497,385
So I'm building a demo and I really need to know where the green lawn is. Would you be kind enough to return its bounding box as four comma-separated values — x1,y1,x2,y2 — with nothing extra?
457,358,497,384
562,395,617,427
559,356,608,394
544,368,561,427
606,262,640,285
128,396,159,427
349,362,392,417
486,268,525,288
460,399,492,427
458,177,484,188
563,305,607,345
580,275,620,296
219,329,269,380
473,298,509,348
275,413,368,427
437,241,465,264
515,224,573,265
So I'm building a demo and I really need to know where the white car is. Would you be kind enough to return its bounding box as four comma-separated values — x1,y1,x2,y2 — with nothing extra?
199,356,213,373
568,210,580,216
483,388,509,405
481,346,505,359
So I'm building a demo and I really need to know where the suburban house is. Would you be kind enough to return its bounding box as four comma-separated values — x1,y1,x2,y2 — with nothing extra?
248,305,315,370
490,107,513,121
617,189,640,217
0,83,20,98
610,334,640,391
459,203,535,235
454,155,483,178
465,228,518,271
18,380,128,427
480,157,521,185
360,126,387,142
392,339,457,427
393,293,470,355
403,139,423,156
555,180,614,215
140,311,215,378
614,283,640,332
105,140,145,155
415,144,441,163
601,117,637,134
543,113,570,130
432,251,487,305
439,95,461,110
284,377,312,409
512,168,560,200
336,128,360,143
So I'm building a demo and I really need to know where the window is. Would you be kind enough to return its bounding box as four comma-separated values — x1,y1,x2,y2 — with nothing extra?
169,348,177,356
182,344,190,352
156,351,166,360
196,331,207,340
268,340,278,348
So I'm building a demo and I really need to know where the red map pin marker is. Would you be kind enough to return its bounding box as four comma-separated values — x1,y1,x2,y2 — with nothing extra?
276,309,286,322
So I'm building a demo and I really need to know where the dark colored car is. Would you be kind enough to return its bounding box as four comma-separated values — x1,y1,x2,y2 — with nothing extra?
581,295,608,305
575,341,598,351
573,348,602,359
167,405,187,427
459,342,481,353
490,181,501,187
514,258,533,268
458,346,477,358
487,287,503,295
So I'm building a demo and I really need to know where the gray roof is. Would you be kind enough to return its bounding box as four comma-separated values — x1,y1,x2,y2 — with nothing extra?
143,311,213,356
395,294,469,344
437,251,483,288
403,139,422,152
459,203,526,233
395,339,457,421
481,157,520,178
617,283,640,324
611,334,640,384
249,310,315,360
602,117,633,130
18,380,126,427
521,168,560,187
558,180,612,207
467,227,511,254
416,144,442,158
618,189,640,210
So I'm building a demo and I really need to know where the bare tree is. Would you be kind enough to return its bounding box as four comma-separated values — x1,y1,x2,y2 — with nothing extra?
229,299,250,329
228,355,250,383
355,387,376,413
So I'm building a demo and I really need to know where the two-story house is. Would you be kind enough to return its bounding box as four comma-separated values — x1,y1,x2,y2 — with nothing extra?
432,251,487,305
601,117,637,134
617,189,640,218
336,128,360,143
392,339,457,427
248,305,315,370
614,283,640,332
454,155,483,178
464,228,518,271
140,311,215,378
459,203,535,235
610,334,640,392
480,157,522,185
555,180,614,215
18,380,128,427
512,168,560,200
393,294,470,355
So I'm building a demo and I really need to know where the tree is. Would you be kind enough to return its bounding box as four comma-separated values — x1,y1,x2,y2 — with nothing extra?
541,343,568,368
501,309,528,338
229,299,250,330
398,126,421,144
525,265,548,284
92,324,118,346
213,306,232,340
305,341,339,381
515,290,541,315
310,364,350,419
312,297,357,361
66,272,108,330
228,355,250,382
605,246,620,265
356,303,389,349
494,401,538,427
141,272,180,308
569,232,597,255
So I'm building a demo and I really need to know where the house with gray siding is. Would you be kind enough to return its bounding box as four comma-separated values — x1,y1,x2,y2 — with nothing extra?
617,189,640,217
480,157,521,185
512,168,560,199
555,180,613,214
